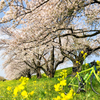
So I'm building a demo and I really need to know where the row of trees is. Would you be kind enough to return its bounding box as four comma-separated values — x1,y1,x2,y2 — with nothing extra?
0,0,100,79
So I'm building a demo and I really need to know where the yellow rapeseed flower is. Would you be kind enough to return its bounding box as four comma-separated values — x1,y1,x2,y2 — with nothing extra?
26,77,29,81
54,83,62,92
70,88,74,93
43,74,47,77
54,96,61,100
29,91,34,95
39,98,41,100
62,98,66,100
18,84,24,91
21,90,28,98
83,55,86,59
33,81,37,83
75,61,81,64
13,87,18,97
97,60,100,65
64,89,74,100
19,76,29,82
7,86,12,91
44,91,47,94
62,69,67,73
97,71,100,75
83,53,87,59
84,53,87,56
21,81,26,85
61,93,65,98
92,98,95,100
53,69,75,100
35,87,37,89
19,76,24,81
76,61,79,63
81,51,84,54
85,63,89,66
57,78,60,81
76,72,79,74
60,80,66,86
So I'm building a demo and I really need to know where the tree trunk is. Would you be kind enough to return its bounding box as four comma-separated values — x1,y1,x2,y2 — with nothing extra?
72,61,83,75
27,69,31,79
49,70,55,78
36,68,42,79
36,61,42,79
49,46,55,78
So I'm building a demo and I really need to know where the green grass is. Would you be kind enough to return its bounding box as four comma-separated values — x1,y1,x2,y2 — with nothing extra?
0,67,100,100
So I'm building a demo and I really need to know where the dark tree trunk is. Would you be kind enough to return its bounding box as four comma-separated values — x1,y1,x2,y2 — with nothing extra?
27,69,31,79
49,70,55,78
72,60,83,75
49,46,55,78
36,68,42,79
36,61,42,79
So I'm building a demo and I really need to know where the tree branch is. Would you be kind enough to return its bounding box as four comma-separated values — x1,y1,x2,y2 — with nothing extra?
55,56,66,70
24,60,34,69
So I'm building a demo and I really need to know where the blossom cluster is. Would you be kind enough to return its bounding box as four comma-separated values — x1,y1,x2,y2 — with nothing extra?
53,89,74,100
76,51,88,65
96,60,100,65
6,76,34,99
0,0,6,10
76,60,81,65
58,70,67,81
53,69,75,100
81,51,87,59
85,60,100,67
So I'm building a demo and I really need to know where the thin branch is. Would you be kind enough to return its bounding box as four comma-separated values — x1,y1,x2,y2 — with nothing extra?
24,60,34,69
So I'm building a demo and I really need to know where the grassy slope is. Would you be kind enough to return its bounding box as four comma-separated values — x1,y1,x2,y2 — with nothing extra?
0,67,100,100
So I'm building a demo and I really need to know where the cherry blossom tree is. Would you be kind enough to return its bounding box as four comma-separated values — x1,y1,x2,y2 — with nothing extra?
0,0,100,39
59,35,100,73
31,45,66,78
1,25,99,78
4,60,35,80
0,0,100,78
0,27,38,79
0,26,66,79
